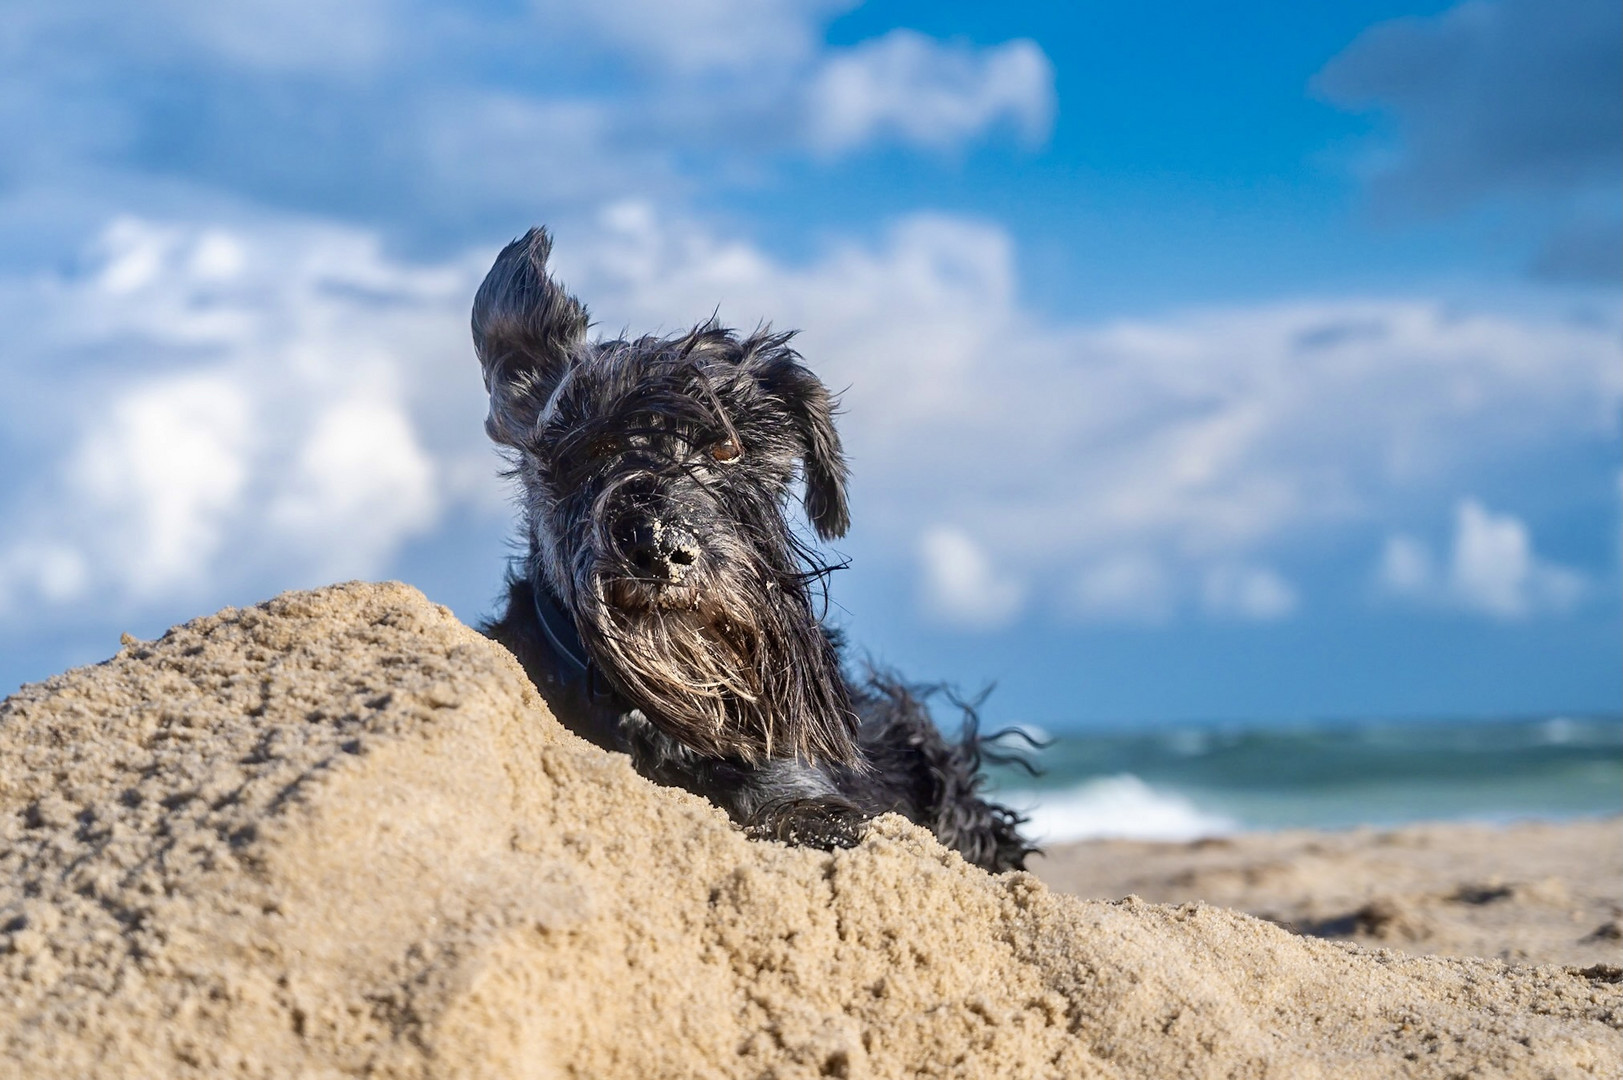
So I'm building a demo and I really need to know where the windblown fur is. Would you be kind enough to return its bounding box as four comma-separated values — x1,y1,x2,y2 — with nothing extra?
476,227,1034,872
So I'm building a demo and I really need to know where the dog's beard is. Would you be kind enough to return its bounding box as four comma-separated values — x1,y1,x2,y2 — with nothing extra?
574,558,858,766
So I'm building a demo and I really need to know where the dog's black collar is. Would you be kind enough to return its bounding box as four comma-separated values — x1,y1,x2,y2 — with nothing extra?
531,583,591,678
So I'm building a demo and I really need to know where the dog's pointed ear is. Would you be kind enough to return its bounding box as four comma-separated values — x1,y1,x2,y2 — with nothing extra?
472,227,589,447
748,337,850,540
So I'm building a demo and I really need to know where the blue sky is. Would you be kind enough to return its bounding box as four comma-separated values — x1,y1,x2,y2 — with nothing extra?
0,0,1617,726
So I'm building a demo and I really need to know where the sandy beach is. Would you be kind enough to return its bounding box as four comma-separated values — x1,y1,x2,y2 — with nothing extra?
1035,818,1623,969
2,582,1619,1078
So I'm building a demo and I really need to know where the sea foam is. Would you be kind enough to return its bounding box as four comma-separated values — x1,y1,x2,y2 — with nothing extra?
1005,774,1236,844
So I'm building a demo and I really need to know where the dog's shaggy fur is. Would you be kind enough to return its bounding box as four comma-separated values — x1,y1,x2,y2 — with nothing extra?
477,227,1033,872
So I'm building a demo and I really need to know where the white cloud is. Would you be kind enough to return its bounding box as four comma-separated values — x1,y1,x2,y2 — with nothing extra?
415,93,663,208
559,205,1619,626
1072,555,1174,624
1200,565,1300,621
1376,499,1584,618
0,0,1054,237
1376,533,1433,594
164,0,397,72
1449,499,1584,617
551,0,842,75
66,374,252,598
807,31,1055,153
267,396,439,582
918,526,1024,629
0,215,498,617
0,545,88,606
6,206,1614,631
2,0,398,77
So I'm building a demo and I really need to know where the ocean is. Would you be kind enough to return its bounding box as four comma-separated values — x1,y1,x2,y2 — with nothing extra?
981,714,1623,844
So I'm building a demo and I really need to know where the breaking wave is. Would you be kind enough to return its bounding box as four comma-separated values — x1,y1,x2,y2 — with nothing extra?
1005,774,1237,844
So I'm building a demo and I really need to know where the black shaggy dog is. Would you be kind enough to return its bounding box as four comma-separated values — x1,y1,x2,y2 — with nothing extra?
477,227,1033,873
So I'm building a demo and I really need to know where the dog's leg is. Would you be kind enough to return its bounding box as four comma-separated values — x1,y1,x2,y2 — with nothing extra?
617,710,870,850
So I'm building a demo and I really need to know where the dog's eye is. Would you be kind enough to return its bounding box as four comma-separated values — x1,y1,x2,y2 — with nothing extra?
710,436,742,463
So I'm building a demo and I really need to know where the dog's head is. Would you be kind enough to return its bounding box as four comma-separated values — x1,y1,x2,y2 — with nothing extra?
473,227,857,764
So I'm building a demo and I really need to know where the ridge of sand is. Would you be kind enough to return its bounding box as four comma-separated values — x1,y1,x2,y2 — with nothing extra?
1,582,1618,1079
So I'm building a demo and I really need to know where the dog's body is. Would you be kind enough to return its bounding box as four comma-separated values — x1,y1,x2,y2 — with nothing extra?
475,228,1032,872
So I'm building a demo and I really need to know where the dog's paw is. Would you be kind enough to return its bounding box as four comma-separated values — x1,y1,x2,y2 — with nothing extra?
745,797,871,851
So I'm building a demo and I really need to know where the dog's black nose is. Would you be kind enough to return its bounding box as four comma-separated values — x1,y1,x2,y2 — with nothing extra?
623,522,700,583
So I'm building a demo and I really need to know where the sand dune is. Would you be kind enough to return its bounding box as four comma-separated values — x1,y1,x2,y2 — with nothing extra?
2,582,1619,1078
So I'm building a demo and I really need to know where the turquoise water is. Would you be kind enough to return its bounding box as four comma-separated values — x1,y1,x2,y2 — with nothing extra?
983,715,1623,842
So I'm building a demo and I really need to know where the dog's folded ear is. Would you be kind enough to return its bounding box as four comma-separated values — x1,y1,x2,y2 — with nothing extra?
472,227,589,448
747,341,851,540
794,374,851,541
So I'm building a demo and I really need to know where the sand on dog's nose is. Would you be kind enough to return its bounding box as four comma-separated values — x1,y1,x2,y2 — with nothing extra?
2,581,1619,1079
